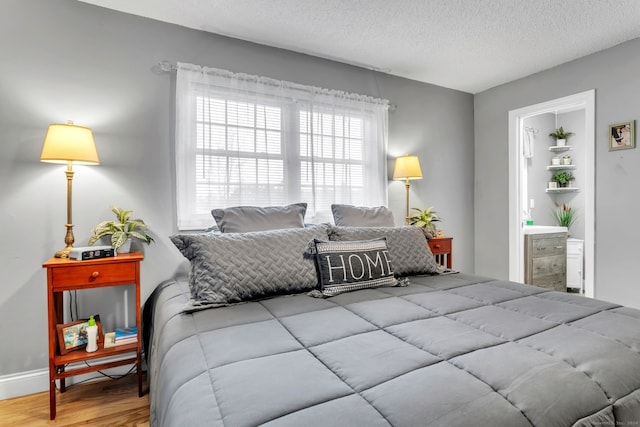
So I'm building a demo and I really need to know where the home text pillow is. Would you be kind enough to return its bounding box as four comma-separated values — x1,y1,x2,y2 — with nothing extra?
211,203,307,233
328,225,439,276
331,204,395,227
171,225,329,311
313,238,398,297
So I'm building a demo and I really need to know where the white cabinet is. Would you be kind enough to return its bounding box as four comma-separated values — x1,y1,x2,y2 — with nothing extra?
566,238,584,293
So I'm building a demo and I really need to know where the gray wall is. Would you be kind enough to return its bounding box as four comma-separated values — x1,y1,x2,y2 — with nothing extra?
0,0,474,377
475,37,640,308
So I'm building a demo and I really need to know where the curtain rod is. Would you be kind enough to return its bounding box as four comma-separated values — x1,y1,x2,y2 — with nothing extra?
153,60,397,111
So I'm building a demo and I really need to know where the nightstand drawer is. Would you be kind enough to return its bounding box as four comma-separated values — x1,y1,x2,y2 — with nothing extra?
429,238,451,255
51,262,136,288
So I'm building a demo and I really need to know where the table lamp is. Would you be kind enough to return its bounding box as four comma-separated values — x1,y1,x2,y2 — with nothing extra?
41,121,99,258
393,154,423,225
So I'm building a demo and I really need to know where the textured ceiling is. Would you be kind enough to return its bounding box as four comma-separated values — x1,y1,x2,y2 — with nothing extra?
78,0,640,93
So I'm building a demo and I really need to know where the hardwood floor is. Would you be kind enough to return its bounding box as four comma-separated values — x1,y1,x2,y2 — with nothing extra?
0,373,149,426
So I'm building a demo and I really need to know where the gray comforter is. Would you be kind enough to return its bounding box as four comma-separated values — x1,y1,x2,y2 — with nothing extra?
143,273,640,426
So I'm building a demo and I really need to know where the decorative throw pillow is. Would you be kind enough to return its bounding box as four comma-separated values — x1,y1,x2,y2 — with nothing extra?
313,238,398,297
211,202,307,233
328,225,439,276
171,225,329,311
331,204,395,227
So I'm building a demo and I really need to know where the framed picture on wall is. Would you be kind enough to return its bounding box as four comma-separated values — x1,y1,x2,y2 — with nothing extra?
609,120,635,151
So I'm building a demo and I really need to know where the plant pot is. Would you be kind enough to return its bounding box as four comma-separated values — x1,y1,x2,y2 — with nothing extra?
548,182,558,189
551,158,560,165
117,238,132,254
556,139,566,147
562,157,572,165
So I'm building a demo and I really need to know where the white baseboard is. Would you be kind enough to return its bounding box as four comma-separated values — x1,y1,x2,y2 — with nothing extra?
0,368,48,400
0,355,140,400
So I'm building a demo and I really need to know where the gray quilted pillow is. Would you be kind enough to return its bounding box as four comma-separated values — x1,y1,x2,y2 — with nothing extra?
171,225,329,311
328,225,438,276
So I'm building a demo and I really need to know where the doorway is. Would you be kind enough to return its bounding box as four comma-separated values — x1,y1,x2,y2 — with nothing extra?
508,90,595,297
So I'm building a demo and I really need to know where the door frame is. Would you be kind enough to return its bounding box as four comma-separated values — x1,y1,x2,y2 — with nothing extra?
508,90,595,297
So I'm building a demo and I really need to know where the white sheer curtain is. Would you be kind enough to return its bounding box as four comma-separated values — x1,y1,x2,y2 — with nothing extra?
175,62,389,230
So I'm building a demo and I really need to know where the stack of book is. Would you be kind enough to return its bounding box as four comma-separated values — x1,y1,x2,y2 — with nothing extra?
114,326,138,346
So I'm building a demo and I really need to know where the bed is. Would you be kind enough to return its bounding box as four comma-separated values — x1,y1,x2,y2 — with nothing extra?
144,222,640,426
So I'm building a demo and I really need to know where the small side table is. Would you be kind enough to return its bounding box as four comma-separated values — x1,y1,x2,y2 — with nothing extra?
428,237,453,269
42,252,144,420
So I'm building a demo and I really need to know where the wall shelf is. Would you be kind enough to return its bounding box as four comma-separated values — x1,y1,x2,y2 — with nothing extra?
547,164,576,171
545,187,580,193
549,145,573,152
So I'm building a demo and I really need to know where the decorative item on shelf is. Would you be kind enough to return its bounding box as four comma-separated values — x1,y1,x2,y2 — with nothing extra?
562,155,572,165
408,206,441,238
393,154,423,225
552,203,577,234
549,126,574,147
435,228,445,238
548,181,558,189
88,205,154,253
56,315,102,355
552,171,574,188
40,121,100,258
551,157,561,165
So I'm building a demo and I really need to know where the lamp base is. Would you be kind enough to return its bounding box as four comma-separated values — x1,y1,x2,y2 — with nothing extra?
54,245,73,259
55,223,75,258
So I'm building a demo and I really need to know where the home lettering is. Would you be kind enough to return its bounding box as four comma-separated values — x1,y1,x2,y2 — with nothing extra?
324,250,393,283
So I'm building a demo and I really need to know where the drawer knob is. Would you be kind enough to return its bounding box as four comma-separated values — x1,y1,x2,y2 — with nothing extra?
555,246,563,249
91,271,100,279
434,244,441,249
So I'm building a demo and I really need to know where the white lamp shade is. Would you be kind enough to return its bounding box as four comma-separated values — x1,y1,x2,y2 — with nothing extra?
393,155,423,180
40,122,99,165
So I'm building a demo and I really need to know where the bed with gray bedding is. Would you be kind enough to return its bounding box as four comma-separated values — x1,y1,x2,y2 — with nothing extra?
144,223,640,426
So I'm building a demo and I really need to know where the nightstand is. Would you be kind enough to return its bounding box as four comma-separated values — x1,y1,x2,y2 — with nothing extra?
428,237,453,269
42,252,144,420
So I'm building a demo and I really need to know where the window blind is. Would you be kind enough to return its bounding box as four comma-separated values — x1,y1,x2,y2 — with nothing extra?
175,63,389,230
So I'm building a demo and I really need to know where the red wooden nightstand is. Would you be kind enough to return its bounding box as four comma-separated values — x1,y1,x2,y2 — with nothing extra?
428,237,452,269
43,252,144,420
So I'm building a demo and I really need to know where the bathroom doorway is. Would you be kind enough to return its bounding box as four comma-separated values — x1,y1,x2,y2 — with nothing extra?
508,90,595,297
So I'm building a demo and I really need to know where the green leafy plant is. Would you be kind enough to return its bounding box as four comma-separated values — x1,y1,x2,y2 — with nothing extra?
551,171,574,186
409,207,441,236
88,206,154,251
552,204,577,230
549,126,575,140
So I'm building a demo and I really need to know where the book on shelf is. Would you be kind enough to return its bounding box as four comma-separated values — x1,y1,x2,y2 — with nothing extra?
115,326,137,341
104,332,138,348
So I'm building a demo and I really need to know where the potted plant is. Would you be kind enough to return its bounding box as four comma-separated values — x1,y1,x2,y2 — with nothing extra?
551,171,574,187
562,155,572,165
552,203,577,232
409,207,441,238
549,126,575,147
88,206,154,253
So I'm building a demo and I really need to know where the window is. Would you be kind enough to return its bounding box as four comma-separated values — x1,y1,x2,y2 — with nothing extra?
176,63,389,230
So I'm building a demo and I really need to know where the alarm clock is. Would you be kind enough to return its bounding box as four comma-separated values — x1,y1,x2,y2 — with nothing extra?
69,246,115,260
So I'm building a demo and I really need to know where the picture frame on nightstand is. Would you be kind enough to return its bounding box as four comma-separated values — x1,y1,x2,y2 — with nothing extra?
56,315,103,355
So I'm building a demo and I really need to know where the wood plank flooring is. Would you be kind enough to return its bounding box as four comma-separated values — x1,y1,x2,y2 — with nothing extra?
0,373,149,426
